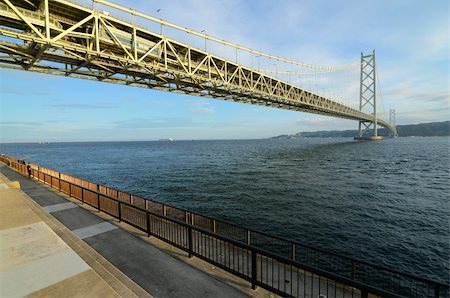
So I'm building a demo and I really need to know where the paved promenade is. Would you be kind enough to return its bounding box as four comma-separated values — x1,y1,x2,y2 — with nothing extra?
0,165,260,298
0,171,151,297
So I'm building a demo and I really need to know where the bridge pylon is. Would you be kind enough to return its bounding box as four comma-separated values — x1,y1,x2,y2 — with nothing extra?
355,50,382,141
389,109,398,137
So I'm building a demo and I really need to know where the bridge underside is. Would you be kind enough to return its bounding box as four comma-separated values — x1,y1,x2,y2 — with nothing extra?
0,0,395,134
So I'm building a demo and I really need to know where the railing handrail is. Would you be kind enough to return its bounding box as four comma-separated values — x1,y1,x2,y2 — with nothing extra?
1,154,448,293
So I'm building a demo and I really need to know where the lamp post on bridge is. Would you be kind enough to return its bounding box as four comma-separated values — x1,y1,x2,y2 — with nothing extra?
156,9,162,34
201,30,206,51
255,55,260,71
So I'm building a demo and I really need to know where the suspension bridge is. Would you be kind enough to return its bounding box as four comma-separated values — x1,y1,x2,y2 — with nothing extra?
0,0,397,138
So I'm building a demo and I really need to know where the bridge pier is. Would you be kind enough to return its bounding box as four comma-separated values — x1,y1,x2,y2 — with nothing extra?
354,135,383,141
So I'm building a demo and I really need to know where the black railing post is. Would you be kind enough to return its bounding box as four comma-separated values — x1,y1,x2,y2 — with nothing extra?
361,290,368,298
251,250,257,290
188,227,193,258
146,212,151,237
81,188,84,204
97,193,100,211
69,183,72,197
434,284,440,298
118,201,122,222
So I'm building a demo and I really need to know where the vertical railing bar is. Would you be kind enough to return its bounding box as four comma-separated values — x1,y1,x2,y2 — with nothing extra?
251,250,257,290
171,218,174,243
247,249,250,277
319,270,321,298
269,255,272,287
146,211,150,237
236,241,239,273
171,217,174,242
175,220,179,245
303,268,306,298
290,264,293,295
196,226,200,254
196,228,199,255
361,288,368,298
227,239,230,269
327,277,329,298
209,232,212,260
118,201,122,222
278,258,281,291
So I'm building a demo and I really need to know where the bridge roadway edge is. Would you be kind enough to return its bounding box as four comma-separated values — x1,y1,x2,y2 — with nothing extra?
0,165,275,298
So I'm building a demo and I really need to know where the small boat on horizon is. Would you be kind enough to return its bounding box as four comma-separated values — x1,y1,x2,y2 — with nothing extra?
159,137,174,142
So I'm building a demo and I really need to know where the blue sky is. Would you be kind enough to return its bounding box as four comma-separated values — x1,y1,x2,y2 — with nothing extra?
0,0,448,142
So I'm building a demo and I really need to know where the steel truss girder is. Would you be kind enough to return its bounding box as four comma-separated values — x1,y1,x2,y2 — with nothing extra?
0,0,395,133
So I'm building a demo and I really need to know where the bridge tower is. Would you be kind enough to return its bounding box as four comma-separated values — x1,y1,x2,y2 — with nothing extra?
356,50,382,140
389,109,397,137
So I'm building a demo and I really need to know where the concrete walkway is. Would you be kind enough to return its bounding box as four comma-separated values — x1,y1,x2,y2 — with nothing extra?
0,171,151,298
0,165,255,298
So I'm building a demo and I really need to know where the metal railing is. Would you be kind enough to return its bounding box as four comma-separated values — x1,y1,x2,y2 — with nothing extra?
1,154,448,298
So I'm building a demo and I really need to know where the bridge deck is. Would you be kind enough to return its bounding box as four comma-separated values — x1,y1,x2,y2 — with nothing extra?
0,0,395,134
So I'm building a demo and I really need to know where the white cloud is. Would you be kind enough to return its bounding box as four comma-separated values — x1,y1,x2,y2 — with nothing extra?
190,100,216,115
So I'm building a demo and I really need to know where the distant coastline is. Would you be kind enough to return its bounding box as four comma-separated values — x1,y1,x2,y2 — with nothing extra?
271,121,450,139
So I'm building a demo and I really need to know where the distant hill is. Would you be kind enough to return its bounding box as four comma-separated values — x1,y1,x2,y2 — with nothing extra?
271,121,450,139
